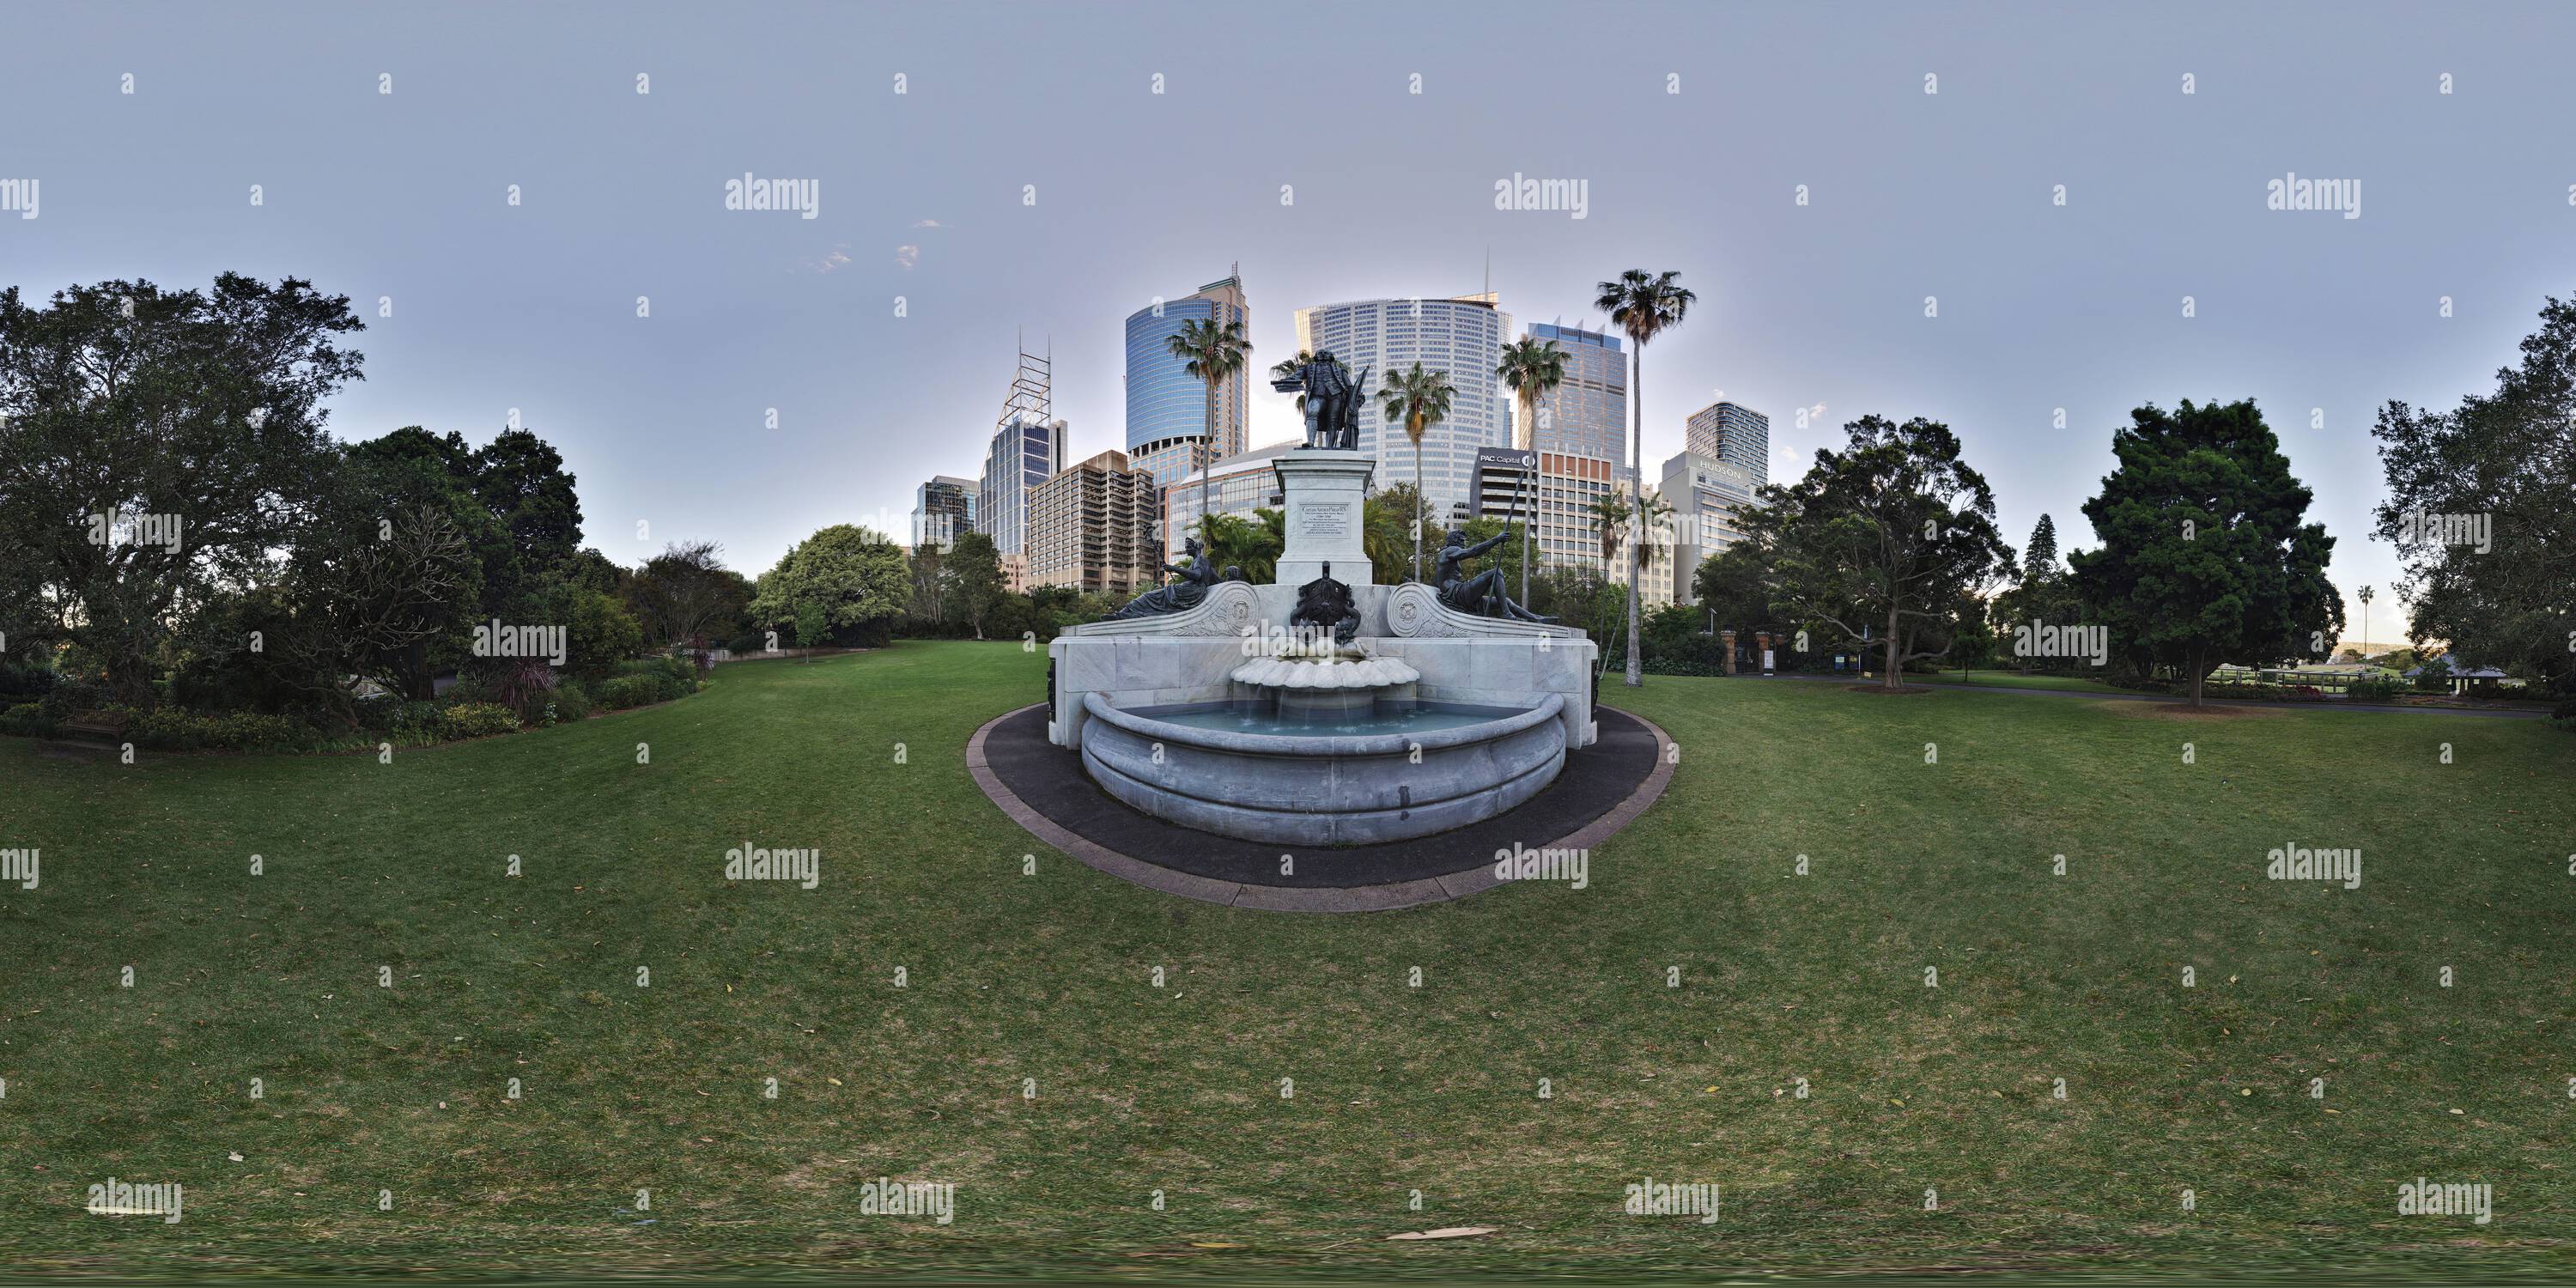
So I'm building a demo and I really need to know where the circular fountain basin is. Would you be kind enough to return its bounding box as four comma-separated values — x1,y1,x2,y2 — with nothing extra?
1078,690,1567,846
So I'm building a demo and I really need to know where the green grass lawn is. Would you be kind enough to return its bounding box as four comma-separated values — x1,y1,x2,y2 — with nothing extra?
4,641,2573,1280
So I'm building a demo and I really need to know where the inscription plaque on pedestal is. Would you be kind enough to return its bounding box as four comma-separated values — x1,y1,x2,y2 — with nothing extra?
1273,449,1375,588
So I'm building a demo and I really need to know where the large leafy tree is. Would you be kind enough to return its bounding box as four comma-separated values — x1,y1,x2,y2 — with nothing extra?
2371,295,2576,691
1692,538,1782,641
348,424,580,624
908,544,945,623
2072,399,2341,707
1595,268,1696,687
1364,482,1436,580
940,531,1007,641
1762,416,2014,690
0,275,364,702
629,540,747,650
355,422,582,618
289,446,492,701
750,525,909,646
1990,513,2082,674
471,428,584,593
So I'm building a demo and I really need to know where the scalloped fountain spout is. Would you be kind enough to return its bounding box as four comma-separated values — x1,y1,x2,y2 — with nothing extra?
1229,640,1421,724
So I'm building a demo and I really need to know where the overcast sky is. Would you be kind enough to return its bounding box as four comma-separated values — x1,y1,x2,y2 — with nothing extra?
6,0,2572,646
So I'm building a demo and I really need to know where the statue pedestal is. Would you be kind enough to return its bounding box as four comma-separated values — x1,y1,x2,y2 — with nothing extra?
1273,450,1375,587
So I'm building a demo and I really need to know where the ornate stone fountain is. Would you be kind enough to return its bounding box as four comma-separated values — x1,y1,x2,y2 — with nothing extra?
1047,355,1599,848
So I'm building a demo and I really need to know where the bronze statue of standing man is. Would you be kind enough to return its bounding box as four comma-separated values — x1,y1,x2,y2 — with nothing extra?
1270,349,1369,451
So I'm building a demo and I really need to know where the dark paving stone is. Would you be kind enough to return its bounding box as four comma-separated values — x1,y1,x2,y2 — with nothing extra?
981,703,1660,889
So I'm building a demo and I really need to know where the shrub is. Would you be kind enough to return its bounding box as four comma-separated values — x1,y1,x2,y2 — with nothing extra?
543,680,595,726
388,700,449,738
487,659,560,722
615,655,697,687
597,673,676,709
116,707,304,752
39,680,106,720
562,586,645,677
2345,675,2407,702
1642,659,1730,677
593,657,700,709
443,673,503,706
0,702,57,737
2202,680,2290,700
439,702,520,740
2550,698,2576,732
0,664,60,702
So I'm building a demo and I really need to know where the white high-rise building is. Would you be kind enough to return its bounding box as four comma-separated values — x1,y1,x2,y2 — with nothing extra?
1294,295,1512,524
1658,449,1761,606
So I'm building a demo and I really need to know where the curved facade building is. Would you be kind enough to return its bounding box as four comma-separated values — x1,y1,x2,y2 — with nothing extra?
1124,270,1249,489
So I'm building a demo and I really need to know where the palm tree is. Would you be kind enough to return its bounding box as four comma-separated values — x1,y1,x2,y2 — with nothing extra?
1587,490,1631,570
1375,362,1456,583
1166,317,1253,542
2357,583,2374,660
1495,336,1568,451
1595,269,1697,687
1631,489,1674,577
1197,510,1285,586
1496,335,1567,600
1268,350,1314,422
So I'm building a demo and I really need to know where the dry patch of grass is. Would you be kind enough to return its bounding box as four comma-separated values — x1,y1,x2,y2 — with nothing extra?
2103,701,2287,722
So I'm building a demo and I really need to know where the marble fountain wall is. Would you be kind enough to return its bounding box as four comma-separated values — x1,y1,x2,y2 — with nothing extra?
1045,580,1600,755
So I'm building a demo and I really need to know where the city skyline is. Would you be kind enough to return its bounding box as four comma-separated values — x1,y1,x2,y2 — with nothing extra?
11,0,2576,653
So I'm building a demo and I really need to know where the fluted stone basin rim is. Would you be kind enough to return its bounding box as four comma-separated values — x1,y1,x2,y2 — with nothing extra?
1079,690,1569,844
1082,690,1561,756
1228,653,1421,690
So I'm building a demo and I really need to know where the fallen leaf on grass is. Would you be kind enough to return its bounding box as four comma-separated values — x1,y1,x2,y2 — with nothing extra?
1387,1226,1496,1241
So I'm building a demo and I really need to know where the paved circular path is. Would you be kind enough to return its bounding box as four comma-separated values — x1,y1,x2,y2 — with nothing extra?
967,703,1674,913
